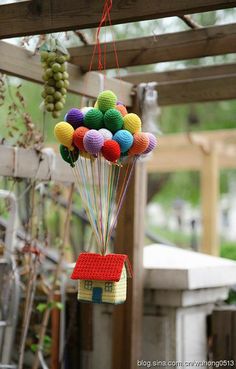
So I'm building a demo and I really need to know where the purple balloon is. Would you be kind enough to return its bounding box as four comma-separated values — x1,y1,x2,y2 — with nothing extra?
116,101,124,106
83,130,104,155
65,108,84,129
143,133,157,154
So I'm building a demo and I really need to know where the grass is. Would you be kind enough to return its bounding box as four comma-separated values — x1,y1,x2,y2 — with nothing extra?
220,241,236,261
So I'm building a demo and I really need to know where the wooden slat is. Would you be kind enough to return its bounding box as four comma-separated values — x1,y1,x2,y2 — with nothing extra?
69,23,236,70
0,41,133,106
122,62,236,84
1,0,236,39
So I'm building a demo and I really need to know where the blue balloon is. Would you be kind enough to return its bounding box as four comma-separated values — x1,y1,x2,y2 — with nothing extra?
113,130,133,153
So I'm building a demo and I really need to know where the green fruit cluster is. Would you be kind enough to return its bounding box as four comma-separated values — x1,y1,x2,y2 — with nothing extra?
40,50,70,119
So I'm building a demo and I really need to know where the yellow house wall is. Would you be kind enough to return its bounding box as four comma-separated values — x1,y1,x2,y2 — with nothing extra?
77,265,127,304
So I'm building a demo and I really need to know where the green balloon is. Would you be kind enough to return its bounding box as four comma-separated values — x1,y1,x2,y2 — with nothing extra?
60,145,79,167
84,108,104,130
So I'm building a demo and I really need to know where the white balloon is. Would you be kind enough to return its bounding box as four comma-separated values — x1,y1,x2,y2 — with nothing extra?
81,106,93,116
99,128,113,141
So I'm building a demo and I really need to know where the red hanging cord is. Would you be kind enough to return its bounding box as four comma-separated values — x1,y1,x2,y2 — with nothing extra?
89,0,112,72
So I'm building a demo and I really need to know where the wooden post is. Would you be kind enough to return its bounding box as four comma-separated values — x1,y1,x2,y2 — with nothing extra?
212,306,236,363
200,146,219,255
112,91,147,369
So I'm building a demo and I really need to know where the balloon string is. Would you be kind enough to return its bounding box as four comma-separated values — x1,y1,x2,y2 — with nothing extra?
97,154,105,253
76,158,101,246
104,163,120,251
104,161,113,253
107,157,137,241
71,159,101,247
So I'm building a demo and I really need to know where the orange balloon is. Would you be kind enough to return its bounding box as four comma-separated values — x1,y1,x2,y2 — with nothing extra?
128,132,149,155
115,104,128,117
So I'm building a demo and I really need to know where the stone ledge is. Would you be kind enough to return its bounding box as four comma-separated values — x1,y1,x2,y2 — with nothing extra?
144,244,236,290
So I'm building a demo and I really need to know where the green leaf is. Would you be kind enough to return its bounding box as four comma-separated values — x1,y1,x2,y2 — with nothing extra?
47,301,64,310
30,343,38,353
55,302,63,310
36,303,47,313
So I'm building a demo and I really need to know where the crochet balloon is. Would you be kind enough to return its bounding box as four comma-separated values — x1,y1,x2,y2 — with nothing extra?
73,126,89,151
104,109,123,133
99,128,113,141
60,144,79,167
129,132,149,155
84,108,104,130
115,104,128,117
97,90,117,113
113,130,133,153
54,122,74,150
81,106,93,115
101,140,121,162
65,108,84,129
123,113,141,134
143,133,157,154
83,129,104,155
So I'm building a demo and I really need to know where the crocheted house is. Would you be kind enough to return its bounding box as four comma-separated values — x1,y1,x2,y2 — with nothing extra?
70,253,132,304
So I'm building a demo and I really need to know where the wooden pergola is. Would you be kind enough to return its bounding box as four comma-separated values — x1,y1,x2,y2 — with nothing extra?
1,1,236,369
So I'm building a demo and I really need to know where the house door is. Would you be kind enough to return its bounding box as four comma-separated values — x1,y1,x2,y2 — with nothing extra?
92,287,102,303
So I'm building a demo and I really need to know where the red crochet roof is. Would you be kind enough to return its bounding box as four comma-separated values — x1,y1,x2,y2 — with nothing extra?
70,252,132,282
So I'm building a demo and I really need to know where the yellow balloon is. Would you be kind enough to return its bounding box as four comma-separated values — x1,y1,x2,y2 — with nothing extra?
123,113,141,134
54,122,74,150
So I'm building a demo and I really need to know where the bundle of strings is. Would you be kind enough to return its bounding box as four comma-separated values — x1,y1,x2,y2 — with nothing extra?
71,154,137,255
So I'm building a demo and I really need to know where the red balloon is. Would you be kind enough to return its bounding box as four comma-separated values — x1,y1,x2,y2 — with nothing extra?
101,140,121,162
73,126,89,151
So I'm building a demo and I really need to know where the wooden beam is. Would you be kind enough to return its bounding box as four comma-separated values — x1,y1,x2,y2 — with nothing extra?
1,0,236,39
69,23,236,70
0,146,75,183
122,62,236,85
122,63,236,105
2,41,236,106
200,147,219,255
158,74,236,105
0,41,133,106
